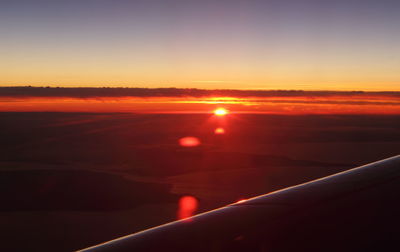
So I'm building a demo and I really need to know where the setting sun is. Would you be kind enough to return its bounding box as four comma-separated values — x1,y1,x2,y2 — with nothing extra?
214,108,228,116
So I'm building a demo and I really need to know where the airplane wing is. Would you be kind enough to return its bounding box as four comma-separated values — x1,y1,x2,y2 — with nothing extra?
79,155,400,252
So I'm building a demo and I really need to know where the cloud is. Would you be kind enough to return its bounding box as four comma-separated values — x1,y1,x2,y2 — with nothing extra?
0,86,399,99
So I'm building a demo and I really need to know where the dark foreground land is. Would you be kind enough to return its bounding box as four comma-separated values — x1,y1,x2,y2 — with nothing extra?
0,112,399,251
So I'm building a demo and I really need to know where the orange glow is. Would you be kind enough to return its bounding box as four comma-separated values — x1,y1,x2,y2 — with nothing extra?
214,107,228,116
179,137,201,147
178,196,199,220
236,199,247,203
0,95,399,114
214,127,225,134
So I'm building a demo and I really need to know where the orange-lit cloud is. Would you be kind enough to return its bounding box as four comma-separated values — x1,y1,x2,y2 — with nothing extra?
0,89,399,115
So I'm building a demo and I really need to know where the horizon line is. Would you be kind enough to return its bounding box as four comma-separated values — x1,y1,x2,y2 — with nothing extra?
0,86,399,95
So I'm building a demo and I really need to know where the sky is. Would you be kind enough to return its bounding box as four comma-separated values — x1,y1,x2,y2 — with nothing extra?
1,0,399,91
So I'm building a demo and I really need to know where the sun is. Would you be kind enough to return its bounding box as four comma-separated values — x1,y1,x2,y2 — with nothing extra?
214,108,228,116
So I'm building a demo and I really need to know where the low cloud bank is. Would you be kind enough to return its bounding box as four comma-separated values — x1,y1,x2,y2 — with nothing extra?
0,86,399,98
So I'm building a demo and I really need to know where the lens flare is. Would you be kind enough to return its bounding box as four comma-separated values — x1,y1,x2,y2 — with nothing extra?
214,108,228,116
179,137,201,147
178,196,199,220
214,127,225,134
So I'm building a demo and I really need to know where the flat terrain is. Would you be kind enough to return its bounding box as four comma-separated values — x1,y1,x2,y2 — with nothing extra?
0,112,399,251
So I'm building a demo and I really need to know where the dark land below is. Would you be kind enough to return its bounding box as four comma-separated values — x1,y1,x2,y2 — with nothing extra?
0,112,399,251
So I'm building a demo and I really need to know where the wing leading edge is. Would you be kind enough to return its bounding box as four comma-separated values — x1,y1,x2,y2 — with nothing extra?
79,155,400,252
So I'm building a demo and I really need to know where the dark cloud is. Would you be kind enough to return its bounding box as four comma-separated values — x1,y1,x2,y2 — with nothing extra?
0,86,399,98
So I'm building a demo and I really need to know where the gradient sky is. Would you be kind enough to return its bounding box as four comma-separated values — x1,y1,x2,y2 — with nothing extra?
1,0,399,90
